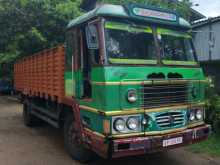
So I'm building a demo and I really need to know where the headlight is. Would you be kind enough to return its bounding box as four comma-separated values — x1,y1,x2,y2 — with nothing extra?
189,111,195,121
127,89,137,103
114,118,126,132
188,108,204,122
196,109,203,120
112,115,141,134
127,117,139,130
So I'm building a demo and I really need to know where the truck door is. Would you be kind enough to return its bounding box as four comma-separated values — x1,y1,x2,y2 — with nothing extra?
65,29,83,98
65,23,101,99
81,22,100,99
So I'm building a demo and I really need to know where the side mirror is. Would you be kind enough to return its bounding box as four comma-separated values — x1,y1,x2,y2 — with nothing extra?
86,24,99,49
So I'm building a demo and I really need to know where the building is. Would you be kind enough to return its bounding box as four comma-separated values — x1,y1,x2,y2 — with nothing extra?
193,17,220,92
80,0,205,22
193,17,220,61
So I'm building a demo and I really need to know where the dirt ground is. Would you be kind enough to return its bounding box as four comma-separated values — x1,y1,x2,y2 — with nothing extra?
0,95,220,165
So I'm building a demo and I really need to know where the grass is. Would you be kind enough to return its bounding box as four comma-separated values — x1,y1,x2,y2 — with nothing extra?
188,133,220,157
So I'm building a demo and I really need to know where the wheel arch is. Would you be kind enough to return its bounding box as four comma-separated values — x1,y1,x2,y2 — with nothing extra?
58,104,75,128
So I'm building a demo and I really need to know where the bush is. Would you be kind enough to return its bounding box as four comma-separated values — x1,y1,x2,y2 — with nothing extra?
205,78,220,133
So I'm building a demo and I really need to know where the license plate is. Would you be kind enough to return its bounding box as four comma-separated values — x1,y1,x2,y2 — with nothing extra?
163,137,183,147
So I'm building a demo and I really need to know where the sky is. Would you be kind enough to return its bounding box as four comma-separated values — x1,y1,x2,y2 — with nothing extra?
192,0,220,17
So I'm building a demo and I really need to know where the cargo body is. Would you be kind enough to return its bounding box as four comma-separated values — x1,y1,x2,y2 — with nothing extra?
14,46,65,103
14,4,211,163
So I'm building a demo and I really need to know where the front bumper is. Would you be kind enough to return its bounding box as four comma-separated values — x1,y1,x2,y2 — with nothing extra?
111,124,211,158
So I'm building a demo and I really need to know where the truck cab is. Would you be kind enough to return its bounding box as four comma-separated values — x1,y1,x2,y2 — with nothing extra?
63,4,210,160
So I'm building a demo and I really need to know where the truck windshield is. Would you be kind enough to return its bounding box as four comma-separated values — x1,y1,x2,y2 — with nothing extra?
104,21,197,65
105,21,157,65
158,28,197,65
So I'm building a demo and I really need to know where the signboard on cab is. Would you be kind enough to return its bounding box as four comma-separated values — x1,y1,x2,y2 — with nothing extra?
125,4,179,25
133,7,177,22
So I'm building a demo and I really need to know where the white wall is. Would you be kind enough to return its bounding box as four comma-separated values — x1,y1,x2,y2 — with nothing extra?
193,21,220,61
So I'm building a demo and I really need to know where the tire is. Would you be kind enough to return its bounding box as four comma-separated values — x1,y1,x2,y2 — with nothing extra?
64,115,93,163
23,103,41,127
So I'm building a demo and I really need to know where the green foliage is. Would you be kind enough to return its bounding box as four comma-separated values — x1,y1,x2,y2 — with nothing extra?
205,84,220,133
202,76,220,133
189,133,220,156
0,52,19,64
0,0,82,78
0,52,19,79
0,0,82,59
189,78,220,156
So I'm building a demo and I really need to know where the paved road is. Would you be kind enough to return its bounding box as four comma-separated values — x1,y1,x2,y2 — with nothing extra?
0,95,219,165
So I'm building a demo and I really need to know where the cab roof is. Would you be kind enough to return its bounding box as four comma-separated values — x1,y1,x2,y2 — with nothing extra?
67,4,191,29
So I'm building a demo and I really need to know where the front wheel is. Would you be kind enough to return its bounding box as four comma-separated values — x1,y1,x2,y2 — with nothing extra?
64,115,93,163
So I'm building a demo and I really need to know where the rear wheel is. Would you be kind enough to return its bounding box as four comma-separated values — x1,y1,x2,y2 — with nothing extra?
23,102,41,127
64,115,93,163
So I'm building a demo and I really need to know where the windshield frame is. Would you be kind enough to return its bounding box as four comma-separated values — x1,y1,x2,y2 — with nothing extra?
102,18,199,67
157,27,198,66
104,20,159,66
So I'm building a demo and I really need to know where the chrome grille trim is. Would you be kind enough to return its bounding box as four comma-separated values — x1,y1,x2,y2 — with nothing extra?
155,111,185,128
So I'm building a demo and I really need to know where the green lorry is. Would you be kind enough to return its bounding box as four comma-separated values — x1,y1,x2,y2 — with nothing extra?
15,4,211,162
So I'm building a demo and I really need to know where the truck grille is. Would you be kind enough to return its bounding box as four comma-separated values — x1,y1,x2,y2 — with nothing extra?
156,111,185,128
140,83,188,109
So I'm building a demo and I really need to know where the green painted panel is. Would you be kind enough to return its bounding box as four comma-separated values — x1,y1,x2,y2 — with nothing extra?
91,84,107,109
157,28,192,38
92,66,204,82
65,79,74,96
65,72,74,96
80,110,105,133
162,60,197,66
105,21,153,33
75,70,83,98
65,70,83,98
77,66,206,134
109,58,157,65
86,66,205,112
67,5,191,30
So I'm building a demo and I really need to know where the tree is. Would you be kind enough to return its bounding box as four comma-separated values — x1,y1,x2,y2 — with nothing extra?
0,0,82,59
0,0,82,78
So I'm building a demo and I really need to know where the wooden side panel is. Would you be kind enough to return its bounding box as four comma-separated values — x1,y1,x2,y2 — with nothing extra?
14,45,65,103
